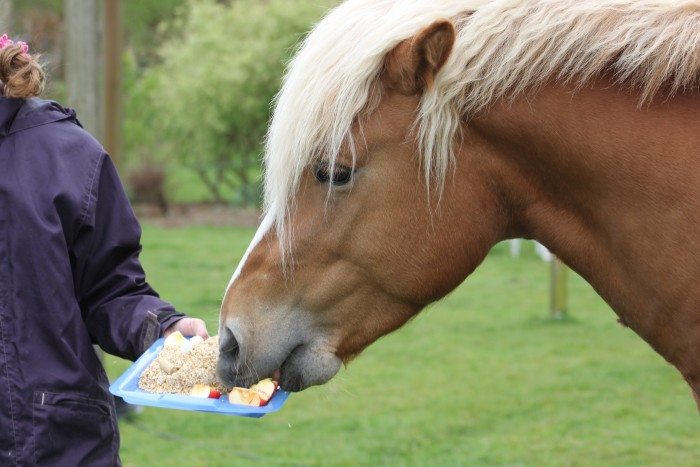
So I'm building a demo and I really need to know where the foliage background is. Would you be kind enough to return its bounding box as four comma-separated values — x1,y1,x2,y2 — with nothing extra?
126,0,332,205
9,0,334,206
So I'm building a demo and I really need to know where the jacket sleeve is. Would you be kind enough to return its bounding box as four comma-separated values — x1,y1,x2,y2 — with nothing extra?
71,153,186,361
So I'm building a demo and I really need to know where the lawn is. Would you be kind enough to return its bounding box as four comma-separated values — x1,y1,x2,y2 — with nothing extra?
106,224,699,466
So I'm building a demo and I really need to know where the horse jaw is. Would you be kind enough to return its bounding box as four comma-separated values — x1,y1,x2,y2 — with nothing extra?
277,341,343,391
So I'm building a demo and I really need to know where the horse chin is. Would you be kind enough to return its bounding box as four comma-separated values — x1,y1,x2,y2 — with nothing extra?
278,344,343,392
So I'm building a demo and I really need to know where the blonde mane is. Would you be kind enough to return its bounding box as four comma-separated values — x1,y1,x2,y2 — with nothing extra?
264,0,700,251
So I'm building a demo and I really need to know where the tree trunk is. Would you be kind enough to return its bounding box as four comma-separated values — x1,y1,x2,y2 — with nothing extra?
64,0,102,140
103,0,122,169
0,0,12,36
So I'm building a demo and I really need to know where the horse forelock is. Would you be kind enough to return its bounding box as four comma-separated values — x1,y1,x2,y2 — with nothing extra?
263,0,700,257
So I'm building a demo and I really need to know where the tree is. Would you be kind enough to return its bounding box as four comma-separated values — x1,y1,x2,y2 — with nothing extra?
130,0,332,205
64,0,101,139
0,0,12,35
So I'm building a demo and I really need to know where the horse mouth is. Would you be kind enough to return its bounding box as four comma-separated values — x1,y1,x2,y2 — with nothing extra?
216,341,342,392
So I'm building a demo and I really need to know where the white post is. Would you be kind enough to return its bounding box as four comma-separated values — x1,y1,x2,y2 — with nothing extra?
549,257,568,318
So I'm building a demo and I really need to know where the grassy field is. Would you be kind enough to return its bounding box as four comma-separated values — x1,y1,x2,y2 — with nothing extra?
106,224,699,466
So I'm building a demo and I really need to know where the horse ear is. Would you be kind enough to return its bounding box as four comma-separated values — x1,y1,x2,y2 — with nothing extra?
383,19,456,95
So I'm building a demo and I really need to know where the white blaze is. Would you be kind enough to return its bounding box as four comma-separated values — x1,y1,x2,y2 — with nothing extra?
225,210,275,291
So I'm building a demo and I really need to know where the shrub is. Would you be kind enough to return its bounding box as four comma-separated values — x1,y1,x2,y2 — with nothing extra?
127,0,333,205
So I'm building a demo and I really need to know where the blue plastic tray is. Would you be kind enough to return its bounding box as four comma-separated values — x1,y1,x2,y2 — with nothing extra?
109,337,290,418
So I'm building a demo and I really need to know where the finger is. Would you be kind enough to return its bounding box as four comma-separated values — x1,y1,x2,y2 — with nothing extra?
194,319,210,340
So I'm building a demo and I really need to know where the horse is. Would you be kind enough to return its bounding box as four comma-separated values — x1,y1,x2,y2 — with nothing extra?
216,0,700,411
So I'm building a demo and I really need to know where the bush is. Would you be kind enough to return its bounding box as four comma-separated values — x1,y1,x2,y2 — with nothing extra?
128,166,168,215
126,0,333,205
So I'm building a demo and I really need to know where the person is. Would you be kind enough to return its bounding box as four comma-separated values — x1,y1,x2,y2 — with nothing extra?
0,35,209,465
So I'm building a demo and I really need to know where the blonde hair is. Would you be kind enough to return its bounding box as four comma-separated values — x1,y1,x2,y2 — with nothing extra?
0,44,45,98
264,0,700,256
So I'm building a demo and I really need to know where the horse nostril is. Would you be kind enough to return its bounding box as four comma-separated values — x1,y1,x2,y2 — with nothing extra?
217,326,241,388
219,325,240,360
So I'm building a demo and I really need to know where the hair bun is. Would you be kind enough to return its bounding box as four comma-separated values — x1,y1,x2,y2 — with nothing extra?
0,44,45,98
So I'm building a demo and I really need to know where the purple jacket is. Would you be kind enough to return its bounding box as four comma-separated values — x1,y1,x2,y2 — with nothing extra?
0,97,184,466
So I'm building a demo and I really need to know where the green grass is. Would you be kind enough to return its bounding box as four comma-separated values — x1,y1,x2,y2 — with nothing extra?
106,227,699,466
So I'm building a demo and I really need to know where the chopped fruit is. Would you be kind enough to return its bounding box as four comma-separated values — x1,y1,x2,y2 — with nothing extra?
250,378,278,404
228,387,262,406
163,331,186,348
189,335,204,346
158,358,179,375
180,340,194,354
189,384,222,399
228,379,279,406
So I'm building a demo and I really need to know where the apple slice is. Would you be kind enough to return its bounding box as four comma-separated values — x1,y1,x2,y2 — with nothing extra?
228,379,279,406
250,378,278,404
228,387,262,406
163,330,186,348
189,384,222,399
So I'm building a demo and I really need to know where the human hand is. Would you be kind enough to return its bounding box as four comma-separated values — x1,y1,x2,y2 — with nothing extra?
164,318,210,340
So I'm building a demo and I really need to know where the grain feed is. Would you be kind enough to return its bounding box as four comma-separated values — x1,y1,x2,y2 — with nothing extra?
138,335,229,395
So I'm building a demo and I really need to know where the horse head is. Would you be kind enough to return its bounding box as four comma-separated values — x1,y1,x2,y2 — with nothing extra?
217,16,502,391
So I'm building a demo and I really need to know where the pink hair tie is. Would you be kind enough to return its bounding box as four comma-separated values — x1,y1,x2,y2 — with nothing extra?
0,34,31,57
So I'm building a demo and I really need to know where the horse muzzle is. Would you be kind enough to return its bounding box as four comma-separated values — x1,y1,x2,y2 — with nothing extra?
216,318,342,392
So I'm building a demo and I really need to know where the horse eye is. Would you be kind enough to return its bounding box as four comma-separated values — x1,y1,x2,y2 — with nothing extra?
314,162,354,186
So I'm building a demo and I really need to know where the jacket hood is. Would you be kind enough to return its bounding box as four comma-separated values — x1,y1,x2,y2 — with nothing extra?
0,97,80,136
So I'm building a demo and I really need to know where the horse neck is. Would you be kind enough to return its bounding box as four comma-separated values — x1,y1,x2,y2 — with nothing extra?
473,80,700,272
469,81,700,387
